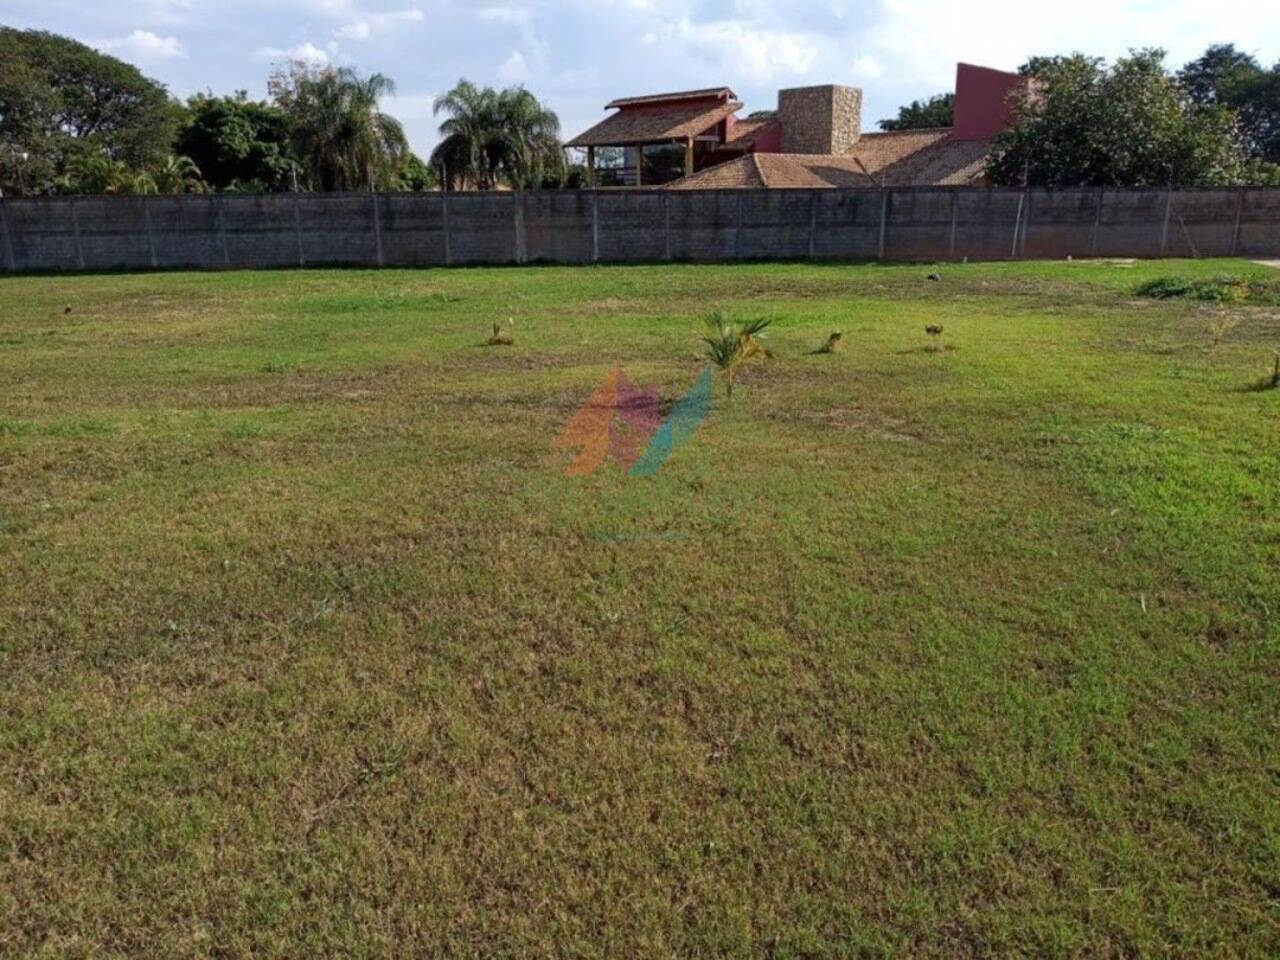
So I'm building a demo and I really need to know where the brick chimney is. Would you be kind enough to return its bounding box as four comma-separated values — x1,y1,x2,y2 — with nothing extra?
777,85,862,154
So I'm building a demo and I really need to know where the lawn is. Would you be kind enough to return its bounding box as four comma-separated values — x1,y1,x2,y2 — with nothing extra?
1,259,1277,958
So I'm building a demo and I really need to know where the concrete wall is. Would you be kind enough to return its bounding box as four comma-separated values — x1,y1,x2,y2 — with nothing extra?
1,187,1276,273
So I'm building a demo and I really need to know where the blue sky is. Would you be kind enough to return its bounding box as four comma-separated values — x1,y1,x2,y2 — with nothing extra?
4,0,1278,157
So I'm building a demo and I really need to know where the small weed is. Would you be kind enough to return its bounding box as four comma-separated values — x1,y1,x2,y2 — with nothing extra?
262,358,302,374
485,318,515,346
0,417,35,436
814,331,842,355
1207,315,1240,346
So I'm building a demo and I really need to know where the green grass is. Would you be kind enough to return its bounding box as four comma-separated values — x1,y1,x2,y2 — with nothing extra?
1,259,1277,958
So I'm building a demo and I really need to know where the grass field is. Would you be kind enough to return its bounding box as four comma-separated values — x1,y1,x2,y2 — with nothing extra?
1,259,1277,958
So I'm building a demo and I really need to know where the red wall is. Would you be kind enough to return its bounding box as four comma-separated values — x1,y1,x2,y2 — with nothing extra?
951,63,1025,140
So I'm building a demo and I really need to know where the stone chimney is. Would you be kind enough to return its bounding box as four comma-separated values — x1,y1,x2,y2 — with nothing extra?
777,84,862,154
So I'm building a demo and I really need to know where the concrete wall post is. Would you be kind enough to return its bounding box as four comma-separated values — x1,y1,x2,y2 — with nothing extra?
877,190,889,260
0,199,15,273
808,191,818,260
948,191,958,260
591,191,600,263
441,194,452,266
1089,188,1104,259
663,193,672,261
371,192,385,267
513,191,526,264
216,197,230,267
1010,191,1025,259
294,196,305,267
71,198,85,270
1159,189,1173,257
144,199,158,269
1230,188,1246,257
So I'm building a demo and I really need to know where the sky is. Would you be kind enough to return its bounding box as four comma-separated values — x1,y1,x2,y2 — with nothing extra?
4,0,1279,158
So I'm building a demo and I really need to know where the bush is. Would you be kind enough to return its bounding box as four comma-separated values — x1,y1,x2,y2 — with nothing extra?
1136,274,1255,303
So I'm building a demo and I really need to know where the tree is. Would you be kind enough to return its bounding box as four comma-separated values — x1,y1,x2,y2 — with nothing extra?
988,49,1247,187
394,153,437,191
176,92,297,191
430,79,564,190
1178,44,1280,164
151,155,206,194
268,62,409,191
54,154,156,195
878,93,954,131
0,27,178,195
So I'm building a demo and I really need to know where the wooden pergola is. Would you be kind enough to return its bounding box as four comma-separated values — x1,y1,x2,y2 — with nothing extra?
566,90,743,187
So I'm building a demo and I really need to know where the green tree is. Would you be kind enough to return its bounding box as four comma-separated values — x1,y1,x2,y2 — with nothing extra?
1178,44,1280,163
878,93,954,131
268,62,408,191
394,152,437,191
0,27,178,195
175,92,297,191
430,79,564,190
989,49,1246,187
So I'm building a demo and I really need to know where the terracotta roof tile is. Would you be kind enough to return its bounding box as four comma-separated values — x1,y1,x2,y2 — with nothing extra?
567,101,742,148
664,131,991,189
606,87,735,109
723,117,781,150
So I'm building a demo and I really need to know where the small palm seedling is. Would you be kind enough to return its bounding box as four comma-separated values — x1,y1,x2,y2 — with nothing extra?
924,324,945,353
486,317,515,346
700,312,772,398
815,331,842,354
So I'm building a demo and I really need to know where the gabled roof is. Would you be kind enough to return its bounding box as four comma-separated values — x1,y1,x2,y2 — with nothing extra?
605,87,736,109
566,100,742,148
662,130,992,189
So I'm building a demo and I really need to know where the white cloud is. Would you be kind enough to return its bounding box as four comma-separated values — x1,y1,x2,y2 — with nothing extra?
647,18,818,82
479,5,532,24
254,41,332,65
335,8,425,40
851,55,883,78
497,49,529,82
95,30,186,60
864,0,1280,88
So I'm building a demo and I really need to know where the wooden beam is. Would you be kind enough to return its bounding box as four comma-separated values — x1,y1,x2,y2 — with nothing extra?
634,146,642,187
684,137,694,177
586,146,595,188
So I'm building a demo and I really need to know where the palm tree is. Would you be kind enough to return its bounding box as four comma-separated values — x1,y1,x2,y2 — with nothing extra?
431,80,500,190
495,86,565,188
431,79,565,190
57,155,156,195
151,155,205,194
700,313,772,398
270,62,409,191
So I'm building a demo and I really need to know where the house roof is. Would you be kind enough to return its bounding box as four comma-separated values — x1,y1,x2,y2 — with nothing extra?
663,130,992,189
605,87,736,109
566,100,742,148
723,117,781,151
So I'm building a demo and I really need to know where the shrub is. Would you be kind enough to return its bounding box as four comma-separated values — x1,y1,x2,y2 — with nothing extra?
1136,274,1254,303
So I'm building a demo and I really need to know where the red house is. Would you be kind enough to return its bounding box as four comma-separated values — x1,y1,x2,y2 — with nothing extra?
565,63,1031,189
